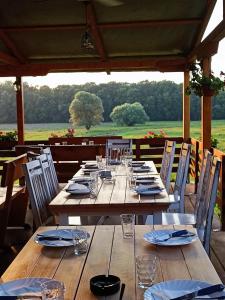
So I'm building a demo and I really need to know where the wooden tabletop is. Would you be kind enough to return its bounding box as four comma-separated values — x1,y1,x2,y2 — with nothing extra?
2,225,221,300
49,162,173,224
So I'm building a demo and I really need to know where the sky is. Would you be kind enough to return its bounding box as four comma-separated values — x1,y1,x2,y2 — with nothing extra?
0,0,224,87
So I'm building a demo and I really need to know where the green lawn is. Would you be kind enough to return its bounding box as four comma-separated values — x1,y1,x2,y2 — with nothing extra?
1,120,225,151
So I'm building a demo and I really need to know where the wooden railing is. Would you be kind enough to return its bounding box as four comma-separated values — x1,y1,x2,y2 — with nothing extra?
1,136,225,229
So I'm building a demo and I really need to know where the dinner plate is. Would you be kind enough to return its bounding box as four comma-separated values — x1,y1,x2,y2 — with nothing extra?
144,229,198,246
133,167,151,173
134,185,163,195
0,277,52,296
35,229,90,247
71,177,93,183
137,189,163,195
66,183,90,195
144,280,225,300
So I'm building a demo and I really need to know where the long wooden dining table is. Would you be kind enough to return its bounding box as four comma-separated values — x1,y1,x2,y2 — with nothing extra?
49,161,174,225
1,225,221,300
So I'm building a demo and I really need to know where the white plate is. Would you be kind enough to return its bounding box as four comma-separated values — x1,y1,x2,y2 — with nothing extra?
144,229,198,246
133,167,151,173
144,280,225,300
0,277,52,296
34,229,90,247
66,183,90,195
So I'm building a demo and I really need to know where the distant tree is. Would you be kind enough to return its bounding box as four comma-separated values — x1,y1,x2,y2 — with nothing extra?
110,102,149,126
69,91,104,130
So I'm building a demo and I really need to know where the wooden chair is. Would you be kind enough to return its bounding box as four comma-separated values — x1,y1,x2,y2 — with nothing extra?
151,150,212,226
168,142,191,213
22,159,54,228
38,153,59,199
160,140,176,193
106,139,132,164
200,156,221,254
147,153,221,255
41,147,60,192
0,154,31,249
146,143,191,224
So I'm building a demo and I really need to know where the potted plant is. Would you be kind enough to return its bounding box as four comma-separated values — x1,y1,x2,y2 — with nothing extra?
185,62,225,97
0,131,18,149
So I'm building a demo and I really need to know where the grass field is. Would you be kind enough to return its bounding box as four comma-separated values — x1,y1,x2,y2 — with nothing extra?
1,120,225,151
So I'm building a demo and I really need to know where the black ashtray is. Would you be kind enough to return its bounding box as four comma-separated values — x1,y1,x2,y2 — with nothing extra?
90,275,121,296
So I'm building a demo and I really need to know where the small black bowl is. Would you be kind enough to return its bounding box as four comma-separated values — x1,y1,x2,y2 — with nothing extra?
90,274,121,296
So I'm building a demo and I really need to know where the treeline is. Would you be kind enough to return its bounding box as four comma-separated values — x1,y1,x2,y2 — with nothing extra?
0,80,225,123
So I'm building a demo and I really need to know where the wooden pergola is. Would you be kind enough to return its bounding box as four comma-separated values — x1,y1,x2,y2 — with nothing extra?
0,0,224,149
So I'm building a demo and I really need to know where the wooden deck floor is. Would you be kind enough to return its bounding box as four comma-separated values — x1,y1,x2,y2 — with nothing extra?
0,184,225,284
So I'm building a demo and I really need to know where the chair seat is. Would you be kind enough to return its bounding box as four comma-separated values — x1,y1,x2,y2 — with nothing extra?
153,212,196,225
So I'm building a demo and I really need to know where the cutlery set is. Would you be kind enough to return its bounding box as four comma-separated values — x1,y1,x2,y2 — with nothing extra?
151,283,225,300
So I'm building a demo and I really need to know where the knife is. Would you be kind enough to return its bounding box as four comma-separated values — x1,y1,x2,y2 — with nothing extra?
37,234,72,241
169,284,225,300
154,230,191,242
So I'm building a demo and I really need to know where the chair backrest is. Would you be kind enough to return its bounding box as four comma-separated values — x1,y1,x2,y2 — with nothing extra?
173,143,191,213
106,139,132,163
0,154,28,246
160,140,176,193
38,153,59,199
195,150,212,224
41,147,59,192
22,159,52,228
198,156,221,254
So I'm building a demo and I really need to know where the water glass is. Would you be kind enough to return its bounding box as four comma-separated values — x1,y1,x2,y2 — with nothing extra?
41,280,65,300
72,229,88,255
89,171,98,198
96,155,103,168
120,214,135,238
136,254,158,289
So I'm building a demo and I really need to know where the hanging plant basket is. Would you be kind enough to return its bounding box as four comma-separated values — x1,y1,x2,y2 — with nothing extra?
201,86,215,97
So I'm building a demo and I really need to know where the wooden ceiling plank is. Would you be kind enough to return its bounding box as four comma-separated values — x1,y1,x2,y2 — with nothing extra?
0,18,202,33
0,50,20,65
0,30,26,64
86,2,107,62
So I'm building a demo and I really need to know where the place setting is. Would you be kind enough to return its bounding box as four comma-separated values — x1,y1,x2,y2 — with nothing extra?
133,183,165,196
132,164,152,174
143,229,198,246
144,280,225,300
34,227,90,250
0,277,65,299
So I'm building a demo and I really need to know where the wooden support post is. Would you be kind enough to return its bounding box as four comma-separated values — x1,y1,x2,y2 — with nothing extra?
15,76,25,144
201,57,212,150
183,70,190,141
221,154,225,230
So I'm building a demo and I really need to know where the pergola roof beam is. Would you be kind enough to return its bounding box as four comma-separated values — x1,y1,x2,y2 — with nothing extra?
86,2,107,62
0,57,187,76
188,19,225,60
0,30,26,64
0,18,202,33
0,51,21,65
192,0,216,49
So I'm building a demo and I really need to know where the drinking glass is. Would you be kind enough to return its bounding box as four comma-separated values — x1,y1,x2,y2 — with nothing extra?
71,228,88,255
89,171,98,198
96,155,103,169
120,214,135,238
136,254,158,289
41,280,65,300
